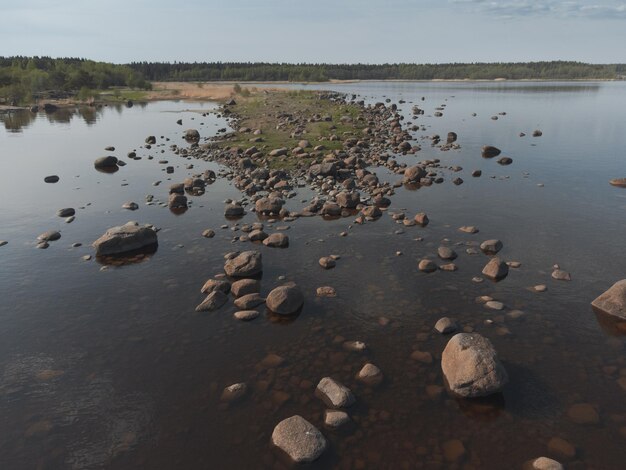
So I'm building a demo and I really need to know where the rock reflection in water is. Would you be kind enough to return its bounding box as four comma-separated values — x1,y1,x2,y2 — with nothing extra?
95,244,158,266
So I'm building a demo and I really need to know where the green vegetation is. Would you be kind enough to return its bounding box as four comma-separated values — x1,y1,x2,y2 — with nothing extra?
217,90,366,170
0,56,151,105
129,61,625,82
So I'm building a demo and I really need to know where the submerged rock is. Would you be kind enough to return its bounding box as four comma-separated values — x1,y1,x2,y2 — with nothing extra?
92,222,157,256
592,280,626,320
271,416,327,463
441,333,508,397
524,457,563,470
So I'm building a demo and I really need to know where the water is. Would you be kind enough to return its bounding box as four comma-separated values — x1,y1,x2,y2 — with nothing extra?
1,82,626,469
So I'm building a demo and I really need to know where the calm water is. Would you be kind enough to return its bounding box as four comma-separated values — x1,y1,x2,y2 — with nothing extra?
1,82,626,469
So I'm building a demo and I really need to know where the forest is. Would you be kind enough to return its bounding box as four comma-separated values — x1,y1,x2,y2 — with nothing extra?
0,57,150,105
1,57,625,105
129,61,626,82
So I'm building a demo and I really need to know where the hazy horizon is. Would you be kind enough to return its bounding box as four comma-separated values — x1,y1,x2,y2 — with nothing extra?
1,0,626,64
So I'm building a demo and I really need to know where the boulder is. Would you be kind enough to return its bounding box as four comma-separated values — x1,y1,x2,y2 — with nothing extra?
234,293,265,309
168,193,187,209
224,204,244,217
419,259,438,273
263,233,289,248
403,165,426,183
592,280,626,320
482,257,509,281
255,196,284,215
184,129,200,142
271,416,327,463
324,410,350,429
266,284,304,315
92,222,157,256
441,333,508,397
195,290,228,312
438,246,457,260
336,191,360,209
356,363,383,386
200,279,231,295
480,239,503,254
481,146,501,158
224,251,263,277
231,279,261,298
94,156,118,169
435,317,458,334
44,175,59,183
316,377,355,408
414,212,429,226
57,208,75,218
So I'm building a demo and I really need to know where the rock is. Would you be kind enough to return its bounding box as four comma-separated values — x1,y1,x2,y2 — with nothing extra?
567,403,599,425
56,208,75,218
485,301,504,311
472,170,482,177
480,239,503,254
459,226,479,234
336,191,360,208
481,146,501,158
452,177,464,185
447,132,458,143
266,284,304,315
324,410,350,428
533,129,543,137
271,416,327,463
92,222,157,255
224,204,244,217
316,377,355,408
224,251,262,277
435,317,458,334
591,280,626,320
234,310,259,321
202,229,215,238
547,437,576,459
438,246,457,260
0,241,7,247
319,257,336,269
44,175,59,183
414,212,429,226
195,290,228,312
94,156,118,169
609,178,626,188
234,293,265,309
37,230,61,242
122,202,139,211
403,165,426,183
482,257,509,281
255,196,284,215
168,193,188,209
497,157,513,165
221,383,247,403
552,269,571,281
534,284,548,292
361,205,382,219
356,363,383,386
249,229,268,241
525,457,564,470
316,286,337,297
145,136,156,144
442,439,466,463
419,259,438,273
231,279,261,298
200,279,231,295
184,129,200,142
263,233,289,248
441,333,508,397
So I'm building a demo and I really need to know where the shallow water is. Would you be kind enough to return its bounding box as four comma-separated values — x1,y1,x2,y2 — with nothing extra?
1,82,626,469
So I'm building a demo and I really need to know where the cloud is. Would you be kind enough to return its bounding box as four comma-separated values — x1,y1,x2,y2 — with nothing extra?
450,0,626,19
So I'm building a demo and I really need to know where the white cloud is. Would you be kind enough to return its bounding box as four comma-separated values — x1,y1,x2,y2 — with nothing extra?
450,0,626,19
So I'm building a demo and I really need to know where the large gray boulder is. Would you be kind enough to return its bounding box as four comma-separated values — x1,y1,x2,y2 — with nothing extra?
224,251,262,277
271,416,327,463
92,221,157,256
592,280,626,319
442,333,508,397
266,284,304,314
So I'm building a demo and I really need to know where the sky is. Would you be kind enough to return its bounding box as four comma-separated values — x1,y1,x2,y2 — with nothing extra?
1,0,625,64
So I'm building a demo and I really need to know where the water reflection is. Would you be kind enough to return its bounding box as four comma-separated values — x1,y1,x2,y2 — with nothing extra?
593,309,626,336
95,244,158,266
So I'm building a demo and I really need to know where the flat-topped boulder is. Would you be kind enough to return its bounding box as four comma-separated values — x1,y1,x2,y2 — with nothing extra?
316,377,355,408
441,333,508,398
592,280,626,320
224,250,262,277
92,221,157,256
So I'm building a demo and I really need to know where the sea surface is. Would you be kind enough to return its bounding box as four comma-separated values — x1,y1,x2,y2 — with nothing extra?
1,81,626,469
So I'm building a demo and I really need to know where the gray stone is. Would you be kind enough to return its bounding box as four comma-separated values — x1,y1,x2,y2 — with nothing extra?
234,293,266,309
234,310,259,321
356,363,383,386
324,410,350,429
441,333,508,397
224,251,262,277
231,279,261,298
195,290,229,312
438,246,457,260
92,222,157,255
57,208,75,218
435,317,458,334
480,239,503,254
482,257,509,281
263,232,289,248
316,377,355,408
200,279,231,295
271,416,327,463
592,280,626,320
255,196,284,215
266,284,304,315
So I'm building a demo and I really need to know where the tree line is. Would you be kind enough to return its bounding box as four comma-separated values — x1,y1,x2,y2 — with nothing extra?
128,61,625,82
0,56,150,105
